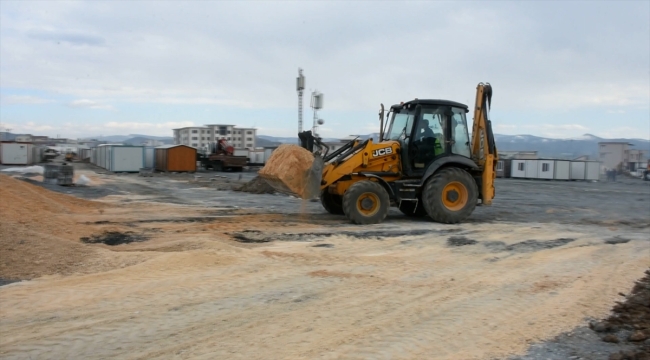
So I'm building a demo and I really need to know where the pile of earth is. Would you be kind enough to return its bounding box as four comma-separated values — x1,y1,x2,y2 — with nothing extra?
590,269,650,360
0,174,149,281
235,176,275,194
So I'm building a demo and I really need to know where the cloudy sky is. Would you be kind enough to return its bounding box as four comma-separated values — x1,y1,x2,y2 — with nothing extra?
1,1,648,140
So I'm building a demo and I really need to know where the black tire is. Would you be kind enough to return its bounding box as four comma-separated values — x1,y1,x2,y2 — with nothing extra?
342,180,390,225
213,161,223,172
321,190,344,215
398,199,427,217
422,167,478,224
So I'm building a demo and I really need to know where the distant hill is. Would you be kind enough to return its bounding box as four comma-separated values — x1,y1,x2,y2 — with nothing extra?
258,133,650,159
82,134,174,143
255,137,283,147
123,136,174,145
494,134,650,159
257,135,342,144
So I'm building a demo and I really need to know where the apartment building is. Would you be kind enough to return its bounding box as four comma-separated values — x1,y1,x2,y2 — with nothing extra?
598,142,648,171
173,124,257,150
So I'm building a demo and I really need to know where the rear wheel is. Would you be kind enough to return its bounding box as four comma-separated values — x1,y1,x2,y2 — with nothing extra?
321,190,344,215
342,180,390,224
422,167,478,224
398,199,427,217
213,161,223,172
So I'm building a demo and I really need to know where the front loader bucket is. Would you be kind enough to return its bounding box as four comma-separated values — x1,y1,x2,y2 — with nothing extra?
258,145,324,200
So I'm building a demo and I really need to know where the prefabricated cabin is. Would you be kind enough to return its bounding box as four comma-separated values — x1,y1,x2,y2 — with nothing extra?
496,159,512,178
537,160,555,180
553,160,571,180
93,145,144,172
511,160,527,178
0,142,35,165
570,161,586,180
155,144,197,172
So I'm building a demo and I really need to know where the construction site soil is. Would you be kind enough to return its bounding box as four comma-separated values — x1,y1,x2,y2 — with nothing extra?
1,160,649,360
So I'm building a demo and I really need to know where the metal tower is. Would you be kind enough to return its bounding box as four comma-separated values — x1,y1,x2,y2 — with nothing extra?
296,69,305,136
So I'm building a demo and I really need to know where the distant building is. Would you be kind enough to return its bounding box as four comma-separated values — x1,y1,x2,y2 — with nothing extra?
624,149,648,172
31,136,50,144
173,124,257,150
597,142,648,171
14,134,32,142
498,151,538,160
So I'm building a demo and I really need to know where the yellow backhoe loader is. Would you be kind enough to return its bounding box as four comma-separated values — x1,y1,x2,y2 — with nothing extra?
261,82,497,225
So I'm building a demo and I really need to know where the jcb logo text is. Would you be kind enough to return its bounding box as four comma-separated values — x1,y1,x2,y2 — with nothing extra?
372,147,393,157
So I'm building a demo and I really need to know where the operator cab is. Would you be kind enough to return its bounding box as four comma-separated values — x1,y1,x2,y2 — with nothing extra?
385,99,471,177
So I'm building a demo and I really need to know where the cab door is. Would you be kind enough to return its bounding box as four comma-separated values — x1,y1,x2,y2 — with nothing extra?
409,106,448,175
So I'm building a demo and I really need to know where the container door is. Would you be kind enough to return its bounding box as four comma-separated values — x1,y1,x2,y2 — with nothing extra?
525,160,538,178
570,162,586,180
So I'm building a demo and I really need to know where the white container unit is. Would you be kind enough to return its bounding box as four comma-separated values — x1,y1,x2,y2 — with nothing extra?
525,160,539,178
233,149,248,157
263,148,276,164
510,160,526,178
537,160,555,179
553,160,571,180
570,161,586,180
585,161,600,181
95,145,144,172
144,147,156,168
1,143,34,165
248,150,265,164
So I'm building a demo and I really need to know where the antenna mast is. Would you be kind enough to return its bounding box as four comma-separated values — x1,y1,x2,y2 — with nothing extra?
296,68,305,138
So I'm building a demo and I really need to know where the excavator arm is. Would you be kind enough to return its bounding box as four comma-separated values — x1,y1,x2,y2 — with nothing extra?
470,83,497,205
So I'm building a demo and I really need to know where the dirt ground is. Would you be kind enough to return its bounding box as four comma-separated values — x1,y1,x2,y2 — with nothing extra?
0,160,649,360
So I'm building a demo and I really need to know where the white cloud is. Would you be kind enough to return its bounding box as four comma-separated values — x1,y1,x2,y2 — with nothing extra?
68,99,115,110
104,121,194,130
1,95,54,105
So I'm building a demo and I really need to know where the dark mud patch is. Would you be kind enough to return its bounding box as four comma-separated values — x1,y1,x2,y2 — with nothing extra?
0,279,21,287
80,231,149,246
234,176,275,194
229,228,453,243
447,236,477,247
605,236,632,245
484,238,575,253
85,216,229,225
229,230,271,243
312,243,334,248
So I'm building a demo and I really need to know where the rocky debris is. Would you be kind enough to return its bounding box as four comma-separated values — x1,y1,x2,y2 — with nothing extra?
590,321,613,333
603,334,620,343
629,331,648,342
600,269,650,359
235,176,276,194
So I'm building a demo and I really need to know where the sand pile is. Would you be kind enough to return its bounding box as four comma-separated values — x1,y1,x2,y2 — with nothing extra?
258,144,321,198
0,175,114,280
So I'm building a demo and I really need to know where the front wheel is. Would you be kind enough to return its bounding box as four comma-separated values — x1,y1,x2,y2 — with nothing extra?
321,190,344,215
422,167,478,224
342,180,390,225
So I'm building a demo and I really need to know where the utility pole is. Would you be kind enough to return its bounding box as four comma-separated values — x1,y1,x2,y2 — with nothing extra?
296,68,305,138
